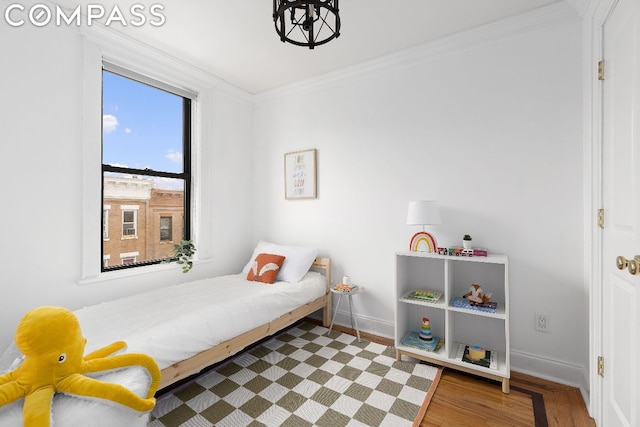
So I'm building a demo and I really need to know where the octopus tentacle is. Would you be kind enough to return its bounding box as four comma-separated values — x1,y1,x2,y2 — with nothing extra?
82,354,161,398
0,369,17,385
57,374,156,412
84,342,127,360
0,380,24,407
23,386,55,427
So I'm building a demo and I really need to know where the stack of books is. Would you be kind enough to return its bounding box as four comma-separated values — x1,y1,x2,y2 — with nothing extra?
404,289,442,303
450,296,497,313
401,331,442,352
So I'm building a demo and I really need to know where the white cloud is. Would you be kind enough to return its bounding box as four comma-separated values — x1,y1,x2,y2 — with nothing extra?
125,128,132,134
166,150,183,163
153,177,184,191
103,114,119,133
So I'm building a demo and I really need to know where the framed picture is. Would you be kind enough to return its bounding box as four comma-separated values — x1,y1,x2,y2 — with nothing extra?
284,149,317,199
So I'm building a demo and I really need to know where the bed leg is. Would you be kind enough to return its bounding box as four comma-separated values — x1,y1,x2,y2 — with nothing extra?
322,296,331,327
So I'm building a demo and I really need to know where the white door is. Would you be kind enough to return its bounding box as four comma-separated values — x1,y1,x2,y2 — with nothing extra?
602,0,640,425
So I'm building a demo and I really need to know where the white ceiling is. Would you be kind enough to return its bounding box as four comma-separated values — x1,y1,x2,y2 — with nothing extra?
61,1,568,94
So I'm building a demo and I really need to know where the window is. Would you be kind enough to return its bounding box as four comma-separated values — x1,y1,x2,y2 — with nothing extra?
122,209,138,237
121,255,137,265
102,65,192,272
160,217,172,241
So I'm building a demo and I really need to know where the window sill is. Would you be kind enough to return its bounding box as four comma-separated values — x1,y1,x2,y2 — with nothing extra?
79,257,211,286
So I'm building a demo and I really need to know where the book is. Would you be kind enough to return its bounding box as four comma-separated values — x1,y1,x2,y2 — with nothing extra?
455,344,497,370
401,331,441,352
405,289,442,303
450,296,497,313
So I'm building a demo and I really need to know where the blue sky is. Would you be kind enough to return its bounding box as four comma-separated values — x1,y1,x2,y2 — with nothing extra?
102,71,184,182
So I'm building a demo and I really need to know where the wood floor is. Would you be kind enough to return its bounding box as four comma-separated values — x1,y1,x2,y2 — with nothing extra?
319,321,596,427
422,370,595,427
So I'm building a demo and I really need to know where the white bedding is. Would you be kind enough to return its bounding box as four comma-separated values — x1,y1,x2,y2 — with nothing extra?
74,271,326,370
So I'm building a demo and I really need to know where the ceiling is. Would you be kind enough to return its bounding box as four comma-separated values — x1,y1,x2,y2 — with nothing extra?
60,1,567,94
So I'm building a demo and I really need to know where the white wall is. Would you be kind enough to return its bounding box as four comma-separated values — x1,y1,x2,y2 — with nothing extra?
253,5,587,390
0,22,254,351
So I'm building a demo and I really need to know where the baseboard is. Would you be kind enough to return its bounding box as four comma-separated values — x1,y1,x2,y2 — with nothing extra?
510,348,590,407
309,308,395,340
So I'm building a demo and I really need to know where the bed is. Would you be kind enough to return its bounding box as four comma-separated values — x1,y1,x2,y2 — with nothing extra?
80,256,332,389
0,242,332,425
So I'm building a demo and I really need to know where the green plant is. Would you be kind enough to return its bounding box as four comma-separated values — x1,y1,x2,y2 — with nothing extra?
173,240,196,273
463,234,472,241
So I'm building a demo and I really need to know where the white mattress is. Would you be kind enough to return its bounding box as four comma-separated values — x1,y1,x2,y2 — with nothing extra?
74,271,327,370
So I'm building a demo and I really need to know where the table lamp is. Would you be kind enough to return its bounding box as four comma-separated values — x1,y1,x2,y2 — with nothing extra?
406,200,441,252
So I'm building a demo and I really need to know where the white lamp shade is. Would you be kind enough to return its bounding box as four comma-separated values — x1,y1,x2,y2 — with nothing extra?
406,201,441,225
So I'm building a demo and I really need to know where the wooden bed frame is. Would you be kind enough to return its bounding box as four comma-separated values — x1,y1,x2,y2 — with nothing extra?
158,257,332,389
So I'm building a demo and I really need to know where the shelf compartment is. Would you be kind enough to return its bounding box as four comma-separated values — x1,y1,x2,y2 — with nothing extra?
395,304,445,350
396,254,445,298
449,342,509,377
449,260,507,305
449,311,506,355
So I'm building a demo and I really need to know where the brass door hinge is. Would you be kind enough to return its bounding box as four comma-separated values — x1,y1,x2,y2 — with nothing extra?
598,356,605,377
598,209,605,228
598,61,605,80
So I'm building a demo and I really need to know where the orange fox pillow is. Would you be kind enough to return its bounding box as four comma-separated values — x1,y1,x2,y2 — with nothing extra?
246,253,286,284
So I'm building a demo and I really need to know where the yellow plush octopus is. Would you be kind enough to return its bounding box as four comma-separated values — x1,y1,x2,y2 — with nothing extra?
0,306,161,426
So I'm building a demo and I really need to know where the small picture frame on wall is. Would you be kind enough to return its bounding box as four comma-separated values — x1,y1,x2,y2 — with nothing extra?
284,148,317,200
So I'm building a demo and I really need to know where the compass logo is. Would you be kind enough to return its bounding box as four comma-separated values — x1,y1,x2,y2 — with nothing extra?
4,3,166,27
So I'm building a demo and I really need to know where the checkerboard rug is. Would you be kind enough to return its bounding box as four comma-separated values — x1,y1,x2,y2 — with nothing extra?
149,322,442,427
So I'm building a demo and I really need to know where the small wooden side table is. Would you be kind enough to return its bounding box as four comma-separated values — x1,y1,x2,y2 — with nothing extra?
328,285,364,341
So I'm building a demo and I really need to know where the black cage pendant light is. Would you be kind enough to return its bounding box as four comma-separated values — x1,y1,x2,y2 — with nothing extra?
273,0,340,49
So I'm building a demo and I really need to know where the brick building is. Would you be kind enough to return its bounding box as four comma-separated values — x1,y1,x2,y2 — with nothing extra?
103,176,184,268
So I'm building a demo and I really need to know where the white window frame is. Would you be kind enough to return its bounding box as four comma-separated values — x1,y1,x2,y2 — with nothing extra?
80,29,219,284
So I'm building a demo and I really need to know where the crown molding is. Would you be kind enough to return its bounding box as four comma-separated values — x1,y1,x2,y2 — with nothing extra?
565,0,591,17
255,1,579,103
79,24,253,102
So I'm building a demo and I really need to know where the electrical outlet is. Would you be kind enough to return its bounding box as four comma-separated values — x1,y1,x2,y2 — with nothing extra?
535,312,549,333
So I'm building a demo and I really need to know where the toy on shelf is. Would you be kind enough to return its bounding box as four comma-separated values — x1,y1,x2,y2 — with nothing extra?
472,248,488,257
419,317,433,341
405,289,442,303
436,247,488,257
463,284,492,305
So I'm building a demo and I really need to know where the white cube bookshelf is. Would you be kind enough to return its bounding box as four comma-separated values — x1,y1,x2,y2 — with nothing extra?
394,250,510,393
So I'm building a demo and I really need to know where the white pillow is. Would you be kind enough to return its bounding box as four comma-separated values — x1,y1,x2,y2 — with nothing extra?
242,241,319,282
